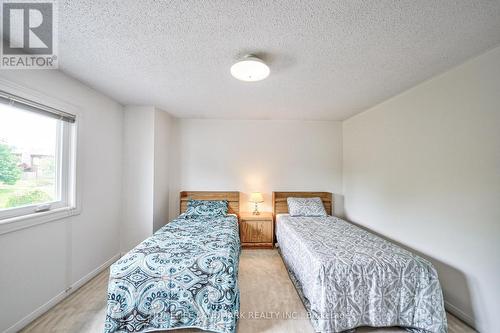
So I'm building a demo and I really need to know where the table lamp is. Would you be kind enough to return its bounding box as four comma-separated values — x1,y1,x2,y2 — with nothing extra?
249,192,264,215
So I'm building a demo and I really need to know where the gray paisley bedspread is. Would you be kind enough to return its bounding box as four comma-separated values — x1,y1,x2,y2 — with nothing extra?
105,215,240,333
276,214,447,333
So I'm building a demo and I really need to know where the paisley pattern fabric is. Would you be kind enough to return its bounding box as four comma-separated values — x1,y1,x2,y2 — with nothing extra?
105,214,240,333
276,214,447,333
287,197,327,217
184,199,229,218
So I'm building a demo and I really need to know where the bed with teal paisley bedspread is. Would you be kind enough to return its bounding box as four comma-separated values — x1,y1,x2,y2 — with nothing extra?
104,214,240,333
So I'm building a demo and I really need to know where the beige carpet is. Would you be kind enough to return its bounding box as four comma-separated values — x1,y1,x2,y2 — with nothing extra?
21,249,475,333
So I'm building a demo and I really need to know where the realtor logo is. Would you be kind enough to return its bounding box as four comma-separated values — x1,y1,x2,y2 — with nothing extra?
1,0,58,69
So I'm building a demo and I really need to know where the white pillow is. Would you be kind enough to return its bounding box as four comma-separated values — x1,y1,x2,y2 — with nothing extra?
287,197,327,217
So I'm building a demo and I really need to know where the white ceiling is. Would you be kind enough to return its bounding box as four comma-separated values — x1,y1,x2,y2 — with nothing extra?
59,1,500,120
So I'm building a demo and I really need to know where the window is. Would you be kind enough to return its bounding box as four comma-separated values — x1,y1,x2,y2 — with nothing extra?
0,90,77,223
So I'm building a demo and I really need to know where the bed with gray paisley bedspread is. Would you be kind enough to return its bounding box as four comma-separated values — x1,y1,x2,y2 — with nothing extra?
104,214,240,333
276,214,447,333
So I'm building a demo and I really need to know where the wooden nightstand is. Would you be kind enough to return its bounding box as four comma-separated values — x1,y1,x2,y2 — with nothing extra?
239,212,274,248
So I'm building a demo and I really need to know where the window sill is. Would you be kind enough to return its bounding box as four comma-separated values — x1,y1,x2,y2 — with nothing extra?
0,206,81,236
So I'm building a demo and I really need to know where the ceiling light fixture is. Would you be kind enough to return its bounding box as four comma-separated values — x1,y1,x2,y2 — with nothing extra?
230,55,270,82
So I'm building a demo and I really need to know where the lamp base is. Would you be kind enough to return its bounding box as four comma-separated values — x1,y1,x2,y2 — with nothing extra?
253,202,260,215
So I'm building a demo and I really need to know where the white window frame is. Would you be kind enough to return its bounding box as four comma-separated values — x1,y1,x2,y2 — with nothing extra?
0,78,81,235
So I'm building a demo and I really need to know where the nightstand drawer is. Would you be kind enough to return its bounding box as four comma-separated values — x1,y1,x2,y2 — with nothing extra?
240,220,272,243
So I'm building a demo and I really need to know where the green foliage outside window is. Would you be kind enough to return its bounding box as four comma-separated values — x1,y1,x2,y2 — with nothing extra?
5,190,52,208
0,143,21,185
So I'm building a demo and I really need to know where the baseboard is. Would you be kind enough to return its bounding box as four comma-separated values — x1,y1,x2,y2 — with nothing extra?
4,253,120,333
4,289,68,333
66,253,119,293
444,300,476,330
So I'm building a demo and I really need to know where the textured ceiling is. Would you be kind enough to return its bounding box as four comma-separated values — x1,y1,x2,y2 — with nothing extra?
59,1,500,120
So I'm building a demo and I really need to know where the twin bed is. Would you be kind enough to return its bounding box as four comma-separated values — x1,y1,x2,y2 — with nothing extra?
105,192,241,333
105,191,447,333
273,192,447,333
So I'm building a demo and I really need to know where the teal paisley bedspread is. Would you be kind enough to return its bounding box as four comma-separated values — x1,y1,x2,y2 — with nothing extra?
104,215,240,333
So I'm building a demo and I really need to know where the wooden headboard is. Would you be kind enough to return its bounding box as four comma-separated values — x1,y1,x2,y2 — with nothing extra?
180,191,240,216
272,192,333,216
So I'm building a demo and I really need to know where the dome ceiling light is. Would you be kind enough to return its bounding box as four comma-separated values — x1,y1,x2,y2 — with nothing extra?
230,55,270,82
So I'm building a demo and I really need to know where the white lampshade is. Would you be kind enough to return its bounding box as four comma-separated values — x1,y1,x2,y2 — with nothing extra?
249,192,264,203
230,55,270,82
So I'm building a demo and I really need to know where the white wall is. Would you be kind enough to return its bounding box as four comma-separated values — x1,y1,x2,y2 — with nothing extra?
121,106,155,252
153,109,173,231
169,119,343,218
121,106,173,252
0,71,123,332
342,46,500,332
